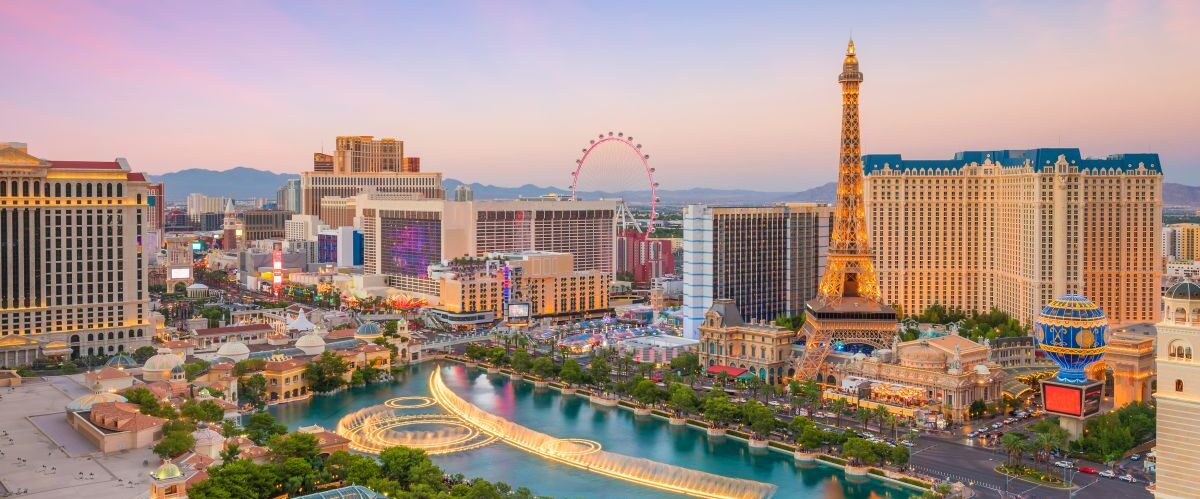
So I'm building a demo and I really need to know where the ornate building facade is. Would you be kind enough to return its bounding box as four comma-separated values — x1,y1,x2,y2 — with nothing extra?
0,143,153,363
862,148,1162,326
1154,281,1200,499
697,299,796,385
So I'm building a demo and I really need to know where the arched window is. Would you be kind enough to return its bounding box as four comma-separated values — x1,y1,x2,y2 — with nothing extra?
55,183,61,197
107,332,114,340
1177,379,1185,392
87,333,94,342
117,331,124,339
117,184,123,197
86,183,92,197
106,183,113,197
70,334,80,344
1176,308,1188,324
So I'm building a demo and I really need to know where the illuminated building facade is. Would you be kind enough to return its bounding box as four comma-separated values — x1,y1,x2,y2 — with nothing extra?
301,136,442,226
697,299,796,385
0,142,152,362
1154,282,1200,499
429,251,611,326
318,195,357,228
240,209,289,241
186,193,230,217
863,148,1163,326
357,193,617,296
681,203,832,339
794,40,896,381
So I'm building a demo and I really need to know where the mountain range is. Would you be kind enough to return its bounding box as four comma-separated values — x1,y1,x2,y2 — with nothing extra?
153,167,1199,207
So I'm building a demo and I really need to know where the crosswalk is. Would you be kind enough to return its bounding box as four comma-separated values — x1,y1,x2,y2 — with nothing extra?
910,465,1005,495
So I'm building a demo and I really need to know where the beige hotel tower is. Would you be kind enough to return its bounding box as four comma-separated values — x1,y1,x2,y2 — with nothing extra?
1155,281,1200,499
862,148,1162,326
0,143,152,366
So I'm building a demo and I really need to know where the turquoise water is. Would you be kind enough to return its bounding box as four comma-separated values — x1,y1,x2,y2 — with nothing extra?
270,362,915,499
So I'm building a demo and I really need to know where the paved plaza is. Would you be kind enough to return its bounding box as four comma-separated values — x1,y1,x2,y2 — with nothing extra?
0,376,158,498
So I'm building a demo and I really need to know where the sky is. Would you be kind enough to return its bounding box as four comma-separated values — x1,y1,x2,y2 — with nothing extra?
2,0,1199,190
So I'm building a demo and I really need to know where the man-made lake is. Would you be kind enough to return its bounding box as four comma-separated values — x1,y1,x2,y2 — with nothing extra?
271,362,915,499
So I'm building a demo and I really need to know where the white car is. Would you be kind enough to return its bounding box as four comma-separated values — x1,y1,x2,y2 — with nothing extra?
1130,454,1142,461
967,431,978,438
1119,474,1137,483
1098,470,1116,479
901,440,915,447
991,423,1002,429
1054,461,1074,469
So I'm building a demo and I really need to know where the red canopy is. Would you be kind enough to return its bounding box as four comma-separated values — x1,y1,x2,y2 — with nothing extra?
706,365,749,378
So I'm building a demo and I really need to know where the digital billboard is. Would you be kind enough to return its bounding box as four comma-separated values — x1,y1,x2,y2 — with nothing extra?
507,303,531,320
170,267,192,280
1042,383,1082,416
1083,383,1102,416
191,241,205,252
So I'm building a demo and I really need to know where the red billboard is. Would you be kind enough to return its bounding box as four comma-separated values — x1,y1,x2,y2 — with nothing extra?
1043,383,1082,416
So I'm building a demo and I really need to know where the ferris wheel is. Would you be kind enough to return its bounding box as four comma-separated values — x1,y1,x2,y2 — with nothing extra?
570,131,659,234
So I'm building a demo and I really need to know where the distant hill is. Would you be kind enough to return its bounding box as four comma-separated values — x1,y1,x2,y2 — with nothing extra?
1165,183,1200,207
155,167,299,202
153,167,1199,207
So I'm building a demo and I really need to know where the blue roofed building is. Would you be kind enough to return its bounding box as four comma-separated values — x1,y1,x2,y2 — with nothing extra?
860,147,1162,327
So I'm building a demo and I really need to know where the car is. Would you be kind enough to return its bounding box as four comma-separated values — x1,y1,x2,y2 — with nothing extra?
901,440,915,447
967,431,978,438
1054,461,1074,469
1077,466,1098,474
1119,474,1137,483
991,423,1002,429
1130,454,1142,461
1099,470,1117,479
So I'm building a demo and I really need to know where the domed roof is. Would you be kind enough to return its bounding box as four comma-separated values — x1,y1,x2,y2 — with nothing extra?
143,349,185,372
216,341,250,357
1037,294,1106,322
296,333,326,348
66,391,128,412
192,424,224,446
355,322,382,339
170,364,186,374
899,343,946,368
104,353,139,369
1166,282,1200,301
151,462,183,480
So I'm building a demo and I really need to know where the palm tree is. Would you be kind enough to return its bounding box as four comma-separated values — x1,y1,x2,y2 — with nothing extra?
883,413,899,441
831,398,848,428
1000,433,1027,468
873,405,890,436
1033,432,1055,474
855,406,872,432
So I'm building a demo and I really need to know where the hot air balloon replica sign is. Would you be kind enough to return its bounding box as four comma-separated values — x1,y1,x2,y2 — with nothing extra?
1033,294,1107,438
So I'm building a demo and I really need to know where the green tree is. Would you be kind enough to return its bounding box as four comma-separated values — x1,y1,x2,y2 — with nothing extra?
153,430,195,459
560,359,585,387
244,412,287,446
855,406,872,432
180,399,224,423
889,444,910,466
842,437,879,466
1001,432,1028,467
969,400,987,420
511,349,533,373
239,373,268,408
669,352,700,377
132,346,158,363
267,432,319,463
632,378,663,407
233,358,267,376
590,356,611,390
220,419,243,438
219,443,241,463
275,457,319,495
743,400,778,440
702,391,741,428
187,459,280,499
304,351,351,392
831,398,848,428
773,313,805,331
531,356,556,379
379,446,445,490
668,383,699,417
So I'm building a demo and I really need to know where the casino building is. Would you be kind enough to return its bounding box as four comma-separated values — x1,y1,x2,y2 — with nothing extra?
863,148,1162,326
0,142,153,364
1154,281,1200,499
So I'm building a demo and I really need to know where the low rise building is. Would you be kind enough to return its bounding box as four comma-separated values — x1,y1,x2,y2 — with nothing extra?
696,299,796,385
618,335,698,365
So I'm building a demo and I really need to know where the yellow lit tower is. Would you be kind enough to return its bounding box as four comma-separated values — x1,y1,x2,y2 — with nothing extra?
794,40,897,381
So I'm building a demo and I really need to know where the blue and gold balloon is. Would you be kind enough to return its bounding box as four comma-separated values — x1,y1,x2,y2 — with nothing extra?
1034,294,1107,384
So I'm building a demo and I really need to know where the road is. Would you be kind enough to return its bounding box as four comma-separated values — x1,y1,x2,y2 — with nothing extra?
909,433,1151,499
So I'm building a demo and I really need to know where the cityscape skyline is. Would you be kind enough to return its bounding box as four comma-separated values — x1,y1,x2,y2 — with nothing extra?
3,1,1200,189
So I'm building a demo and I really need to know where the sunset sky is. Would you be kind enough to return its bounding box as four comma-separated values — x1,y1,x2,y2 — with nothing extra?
2,1,1198,189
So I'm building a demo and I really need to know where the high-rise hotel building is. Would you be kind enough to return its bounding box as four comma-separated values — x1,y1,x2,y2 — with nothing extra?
356,192,616,296
0,143,152,365
862,148,1162,326
301,136,442,226
682,204,832,338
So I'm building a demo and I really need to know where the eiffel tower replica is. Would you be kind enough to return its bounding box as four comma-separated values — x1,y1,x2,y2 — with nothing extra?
794,40,897,381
